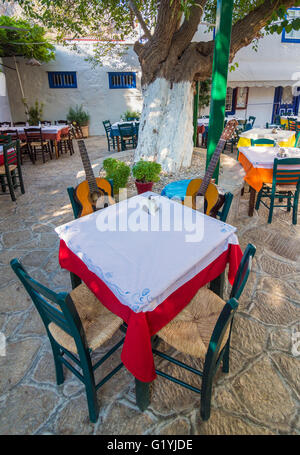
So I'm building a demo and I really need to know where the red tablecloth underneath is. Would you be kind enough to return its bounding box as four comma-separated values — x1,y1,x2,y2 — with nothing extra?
59,239,243,382
18,126,69,142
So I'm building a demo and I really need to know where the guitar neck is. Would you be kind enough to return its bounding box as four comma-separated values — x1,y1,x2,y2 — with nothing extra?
77,140,98,193
198,138,226,196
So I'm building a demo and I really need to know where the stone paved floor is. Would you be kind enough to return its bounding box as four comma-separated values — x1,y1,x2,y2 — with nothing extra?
0,136,300,435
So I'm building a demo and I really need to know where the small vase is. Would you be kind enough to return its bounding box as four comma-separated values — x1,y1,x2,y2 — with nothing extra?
135,180,154,195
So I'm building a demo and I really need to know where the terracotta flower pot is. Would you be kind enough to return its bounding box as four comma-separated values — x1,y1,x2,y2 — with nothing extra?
81,125,89,138
135,180,154,194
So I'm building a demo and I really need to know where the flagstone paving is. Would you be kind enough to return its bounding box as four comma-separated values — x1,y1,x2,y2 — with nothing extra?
0,136,299,435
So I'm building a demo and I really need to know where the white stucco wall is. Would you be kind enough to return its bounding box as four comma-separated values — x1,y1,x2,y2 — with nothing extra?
4,43,143,135
0,60,12,123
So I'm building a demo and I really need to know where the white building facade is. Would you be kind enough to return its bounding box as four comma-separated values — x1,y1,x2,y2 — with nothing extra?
1,7,300,132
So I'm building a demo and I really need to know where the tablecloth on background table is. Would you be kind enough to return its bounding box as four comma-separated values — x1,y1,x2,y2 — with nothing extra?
56,193,243,382
0,125,69,142
237,128,296,148
238,146,300,192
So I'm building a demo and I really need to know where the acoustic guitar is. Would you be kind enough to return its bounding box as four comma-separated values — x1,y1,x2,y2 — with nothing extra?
74,139,115,217
184,119,238,215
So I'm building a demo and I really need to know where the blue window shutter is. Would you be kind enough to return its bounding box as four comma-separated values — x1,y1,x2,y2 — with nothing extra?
108,72,136,89
48,72,77,88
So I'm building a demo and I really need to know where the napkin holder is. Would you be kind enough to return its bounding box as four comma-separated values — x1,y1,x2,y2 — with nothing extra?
142,196,159,216
277,148,288,158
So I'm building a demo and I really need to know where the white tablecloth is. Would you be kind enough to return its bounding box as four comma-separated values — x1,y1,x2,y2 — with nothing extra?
238,146,300,168
0,125,68,135
239,128,295,143
55,192,238,313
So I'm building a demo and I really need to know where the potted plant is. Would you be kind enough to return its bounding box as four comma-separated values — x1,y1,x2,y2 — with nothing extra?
67,104,90,137
132,160,161,194
121,110,141,121
23,99,44,125
102,158,130,195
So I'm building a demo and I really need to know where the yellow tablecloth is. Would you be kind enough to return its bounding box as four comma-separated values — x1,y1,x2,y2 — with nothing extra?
237,128,296,148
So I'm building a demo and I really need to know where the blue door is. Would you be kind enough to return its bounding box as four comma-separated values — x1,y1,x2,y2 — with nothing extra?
272,86,300,122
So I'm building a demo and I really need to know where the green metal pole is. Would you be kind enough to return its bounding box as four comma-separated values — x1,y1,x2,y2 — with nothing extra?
193,81,200,146
206,0,234,183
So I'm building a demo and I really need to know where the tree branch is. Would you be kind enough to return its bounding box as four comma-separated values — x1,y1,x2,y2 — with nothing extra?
128,0,152,40
230,0,295,60
171,0,207,53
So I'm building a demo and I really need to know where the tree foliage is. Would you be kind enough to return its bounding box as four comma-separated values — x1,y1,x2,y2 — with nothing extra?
8,0,300,74
0,15,55,61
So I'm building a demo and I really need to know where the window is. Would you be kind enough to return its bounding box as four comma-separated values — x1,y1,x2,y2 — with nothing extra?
108,72,136,89
48,72,77,88
225,87,237,115
282,8,300,43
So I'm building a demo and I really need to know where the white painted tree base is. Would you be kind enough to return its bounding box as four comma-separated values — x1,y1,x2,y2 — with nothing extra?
134,78,194,173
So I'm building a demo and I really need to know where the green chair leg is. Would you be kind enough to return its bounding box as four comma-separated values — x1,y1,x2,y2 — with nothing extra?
200,374,213,421
287,192,292,212
255,189,262,210
222,341,230,374
293,192,299,225
268,196,275,223
6,170,16,202
50,340,65,385
81,354,100,423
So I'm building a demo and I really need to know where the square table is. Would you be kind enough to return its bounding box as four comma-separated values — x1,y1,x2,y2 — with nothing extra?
237,128,296,148
55,192,242,406
110,121,139,152
238,146,300,215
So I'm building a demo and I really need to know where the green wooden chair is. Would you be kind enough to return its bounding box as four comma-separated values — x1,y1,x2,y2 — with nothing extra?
118,122,137,151
287,118,296,131
10,258,125,423
217,192,233,222
152,243,256,421
0,139,25,201
295,132,300,148
248,116,256,128
255,158,300,224
102,120,115,152
250,138,275,147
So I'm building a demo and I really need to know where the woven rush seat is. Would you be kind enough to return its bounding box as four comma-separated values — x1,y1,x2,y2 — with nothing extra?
264,182,298,191
0,164,17,175
49,283,123,353
30,141,49,146
158,287,230,358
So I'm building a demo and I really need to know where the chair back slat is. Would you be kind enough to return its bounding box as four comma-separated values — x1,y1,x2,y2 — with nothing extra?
55,120,68,125
288,118,296,131
251,138,275,146
13,122,26,126
273,158,300,187
230,243,256,300
2,129,19,141
2,140,19,167
118,123,134,137
0,121,11,127
103,120,112,134
24,127,43,143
